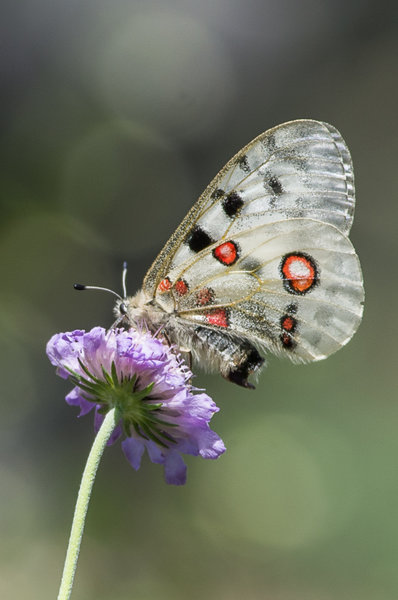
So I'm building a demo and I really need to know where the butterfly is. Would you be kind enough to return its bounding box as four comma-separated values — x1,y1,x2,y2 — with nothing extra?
108,120,364,388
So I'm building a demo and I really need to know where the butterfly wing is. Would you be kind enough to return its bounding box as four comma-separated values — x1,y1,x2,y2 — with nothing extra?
141,119,363,374
143,119,356,294
159,218,363,362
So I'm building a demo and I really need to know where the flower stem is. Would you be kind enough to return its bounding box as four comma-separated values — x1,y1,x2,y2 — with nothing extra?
57,407,121,600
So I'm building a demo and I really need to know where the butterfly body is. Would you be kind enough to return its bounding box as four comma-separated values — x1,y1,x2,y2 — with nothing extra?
119,120,364,388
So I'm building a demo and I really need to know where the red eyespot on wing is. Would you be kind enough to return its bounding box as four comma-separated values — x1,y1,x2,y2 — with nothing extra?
205,308,229,328
280,306,298,349
175,279,189,296
281,332,295,349
213,241,239,266
281,253,318,295
158,277,172,293
196,287,215,306
281,316,296,332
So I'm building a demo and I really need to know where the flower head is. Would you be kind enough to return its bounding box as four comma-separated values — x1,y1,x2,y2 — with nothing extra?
46,327,225,484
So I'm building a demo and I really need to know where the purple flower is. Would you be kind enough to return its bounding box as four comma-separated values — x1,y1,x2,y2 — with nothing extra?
46,327,225,484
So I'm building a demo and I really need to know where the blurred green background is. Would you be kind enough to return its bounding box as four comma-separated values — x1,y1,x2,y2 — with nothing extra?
1,1,397,598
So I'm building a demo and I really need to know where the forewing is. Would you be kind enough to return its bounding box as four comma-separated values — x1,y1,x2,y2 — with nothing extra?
158,219,364,362
143,119,355,296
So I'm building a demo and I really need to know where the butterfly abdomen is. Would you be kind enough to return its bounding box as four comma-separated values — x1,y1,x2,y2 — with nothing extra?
173,322,265,388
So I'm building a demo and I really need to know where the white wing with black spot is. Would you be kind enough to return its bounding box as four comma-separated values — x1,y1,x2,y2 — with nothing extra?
143,119,356,294
141,119,363,366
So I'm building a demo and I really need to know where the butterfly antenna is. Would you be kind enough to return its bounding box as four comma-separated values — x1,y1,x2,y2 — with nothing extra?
74,261,129,301
122,261,128,299
73,283,123,302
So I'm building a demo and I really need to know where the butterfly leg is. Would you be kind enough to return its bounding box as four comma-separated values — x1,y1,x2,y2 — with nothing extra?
155,328,194,380
179,347,193,373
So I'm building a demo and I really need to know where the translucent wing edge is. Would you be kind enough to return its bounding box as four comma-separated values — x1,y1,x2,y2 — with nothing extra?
321,121,355,231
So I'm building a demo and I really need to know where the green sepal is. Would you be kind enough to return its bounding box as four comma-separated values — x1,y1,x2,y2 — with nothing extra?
77,358,104,385
156,429,177,444
144,402,163,411
132,381,155,403
69,377,103,397
79,393,100,405
101,365,114,387
140,422,169,448
150,415,178,428
122,420,131,437
132,422,142,438
111,361,119,387
125,374,138,394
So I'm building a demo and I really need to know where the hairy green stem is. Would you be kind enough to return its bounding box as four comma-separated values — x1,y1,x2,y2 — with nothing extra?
57,407,121,600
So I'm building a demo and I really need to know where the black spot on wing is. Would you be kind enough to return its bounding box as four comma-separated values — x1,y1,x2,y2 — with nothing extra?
280,303,299,350
285,303,298,314
238,154,250,173
185,226,215,253
222,192,244,218
268,175,283,194
261,133,276,153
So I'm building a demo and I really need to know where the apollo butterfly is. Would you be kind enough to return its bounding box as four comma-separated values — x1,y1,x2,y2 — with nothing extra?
111,120,364,388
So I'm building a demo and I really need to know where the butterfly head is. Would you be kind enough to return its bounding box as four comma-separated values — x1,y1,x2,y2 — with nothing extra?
116,289,166,332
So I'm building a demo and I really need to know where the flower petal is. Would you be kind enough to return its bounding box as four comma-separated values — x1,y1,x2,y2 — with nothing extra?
164,452,187,485
83,328,115,377
108,423,123,445
122,437,145,470
197,429,226,459
46,330,85,377
145,439,165,464
94,407,104,433
65,387,94,417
